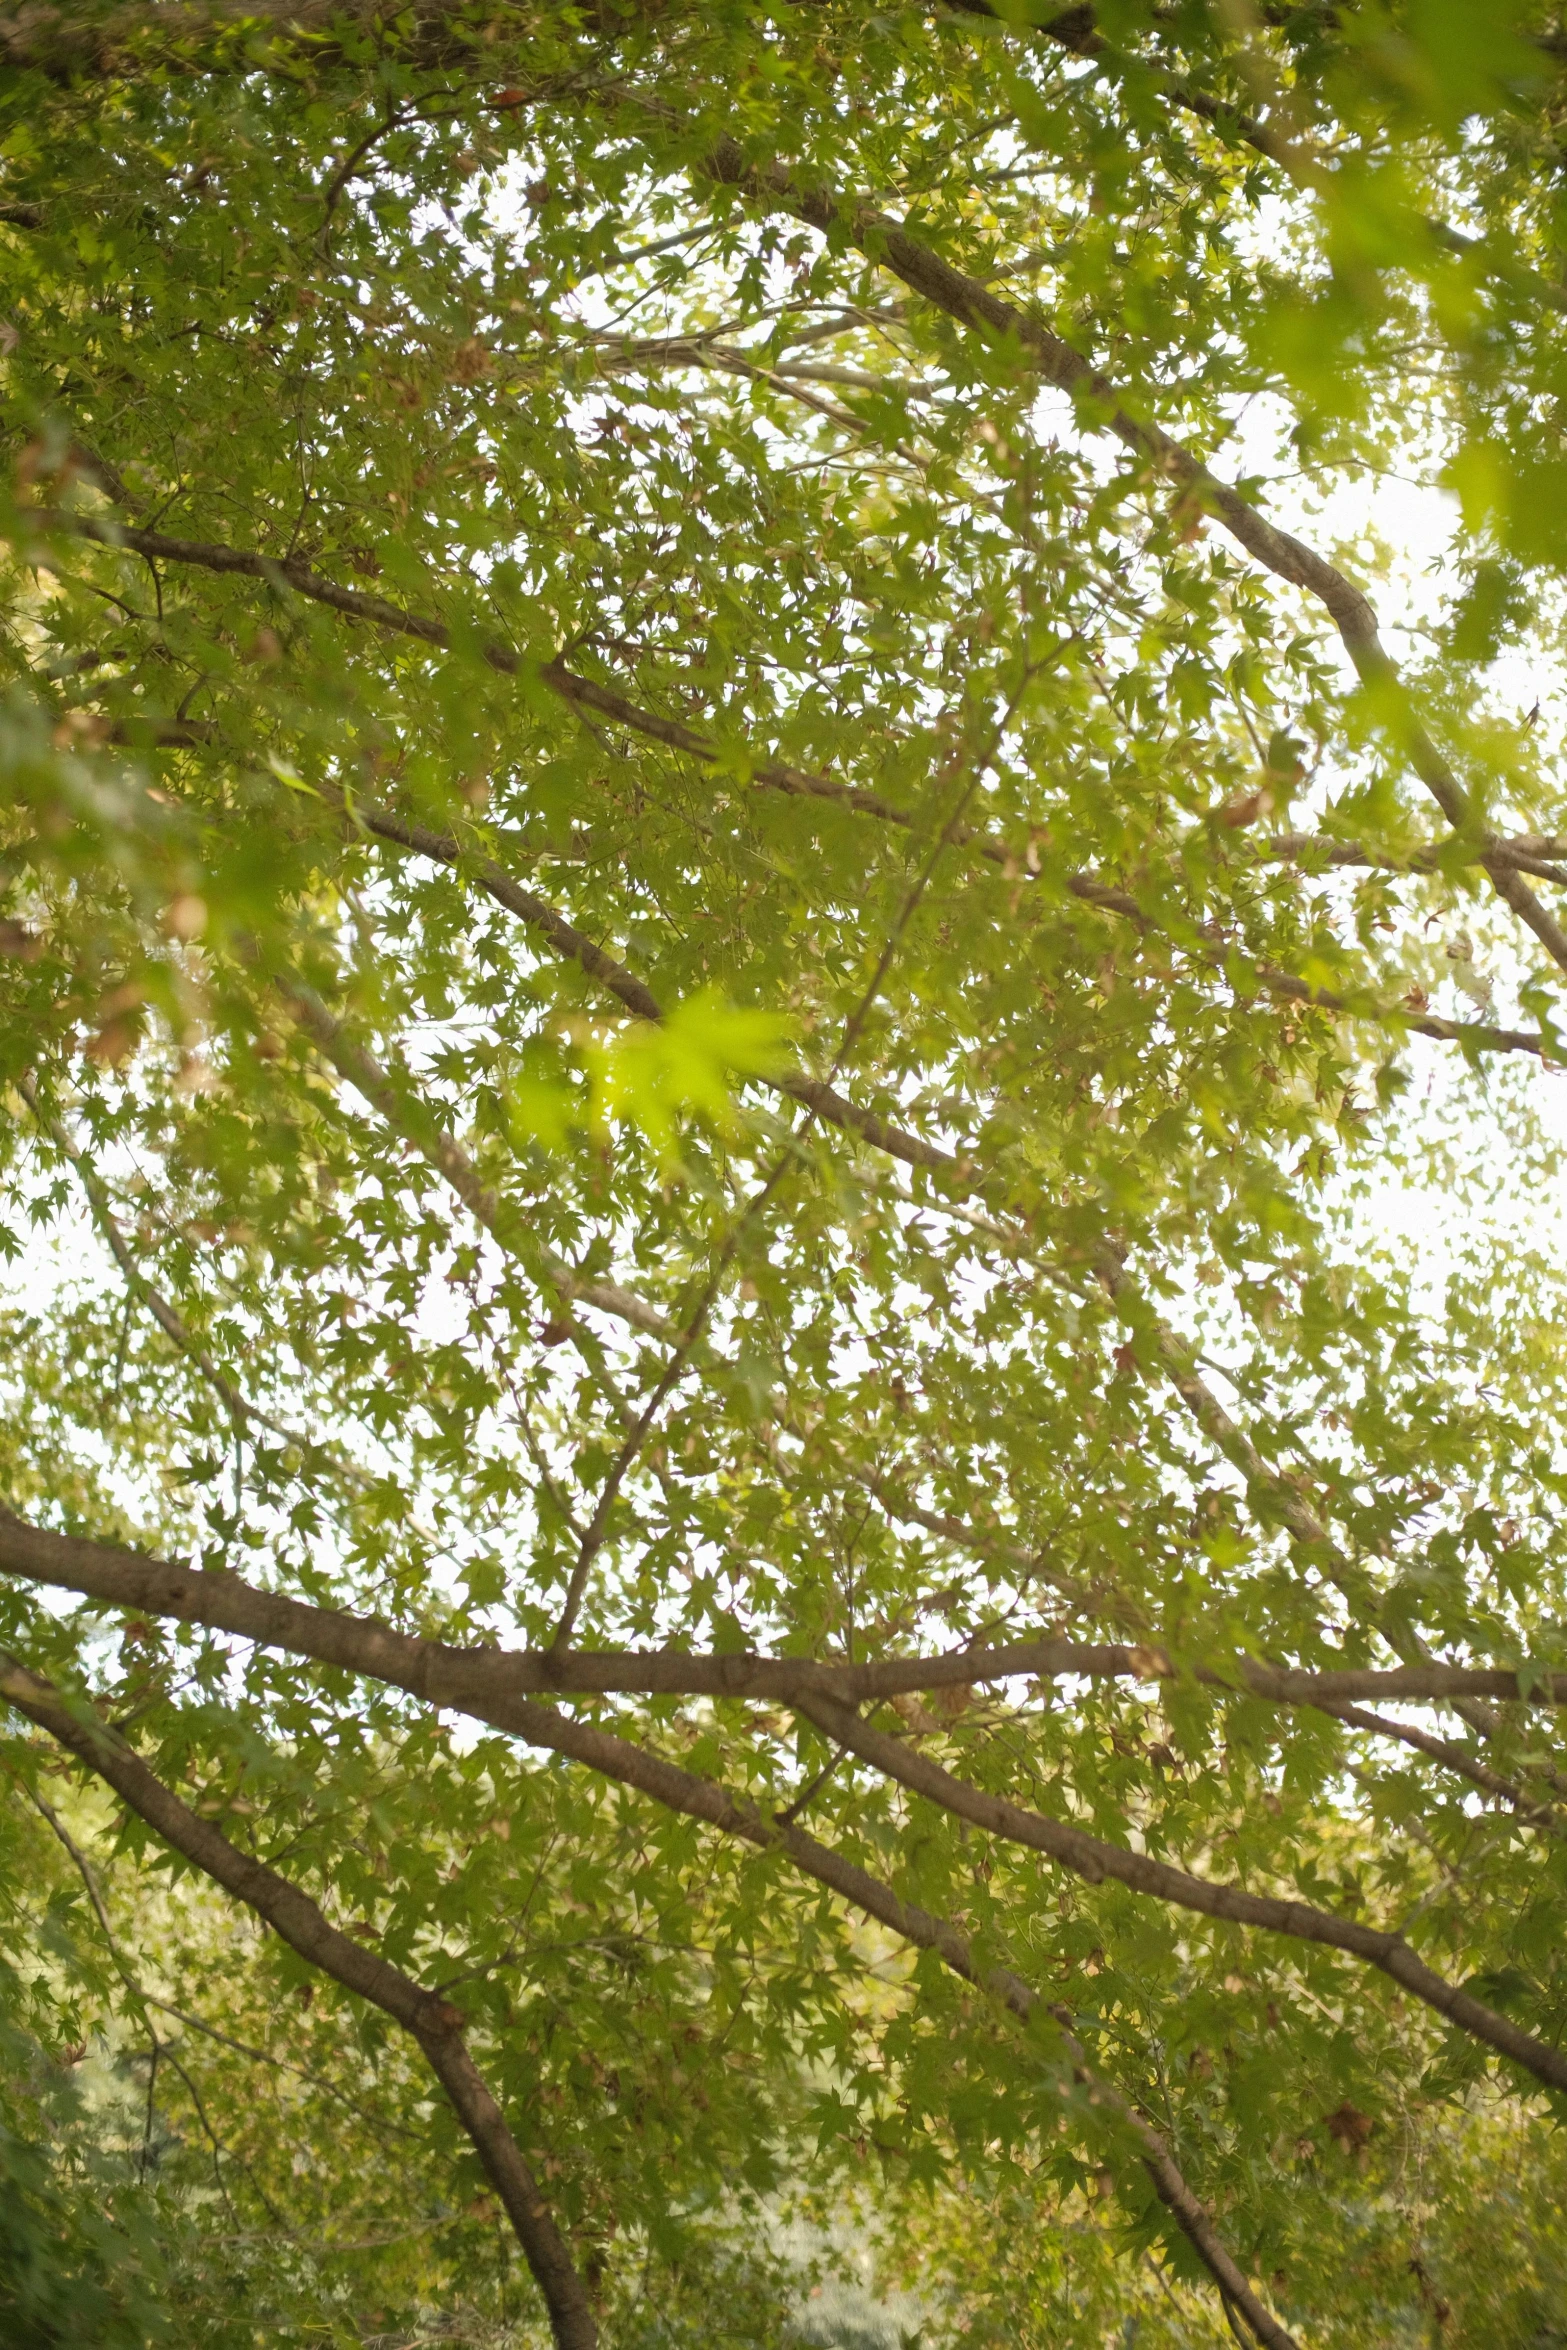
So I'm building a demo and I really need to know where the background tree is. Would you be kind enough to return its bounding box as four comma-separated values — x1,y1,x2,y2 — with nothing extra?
3,1,1567,2342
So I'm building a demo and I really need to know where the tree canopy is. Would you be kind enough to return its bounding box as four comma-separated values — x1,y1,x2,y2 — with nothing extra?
5,2,1567,2343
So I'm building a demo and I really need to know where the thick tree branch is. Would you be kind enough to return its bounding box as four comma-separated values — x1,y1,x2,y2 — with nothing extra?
6,1511,1562,1716
1261,831,1567,885
790,1688,1567,2095
767,1822,1304,2350
3,1509,1563,2100
0,1644,598,2350
1,1535,1299,2345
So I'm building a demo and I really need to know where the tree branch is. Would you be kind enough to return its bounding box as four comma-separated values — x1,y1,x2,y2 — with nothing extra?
273,977,676,1339
3,1508,1563,2097
363,803,1557,1063
8,1561,1299,2340
1312,1698,1560,1832
960,0,1567,325
7,1507,1566,1712
698,145,1567,981
9,1762,418,2156
790,1687,1567,2095
17,1074,375,1488
254,902,1567,1793
0,1646,598,2350
41,511,1557,1067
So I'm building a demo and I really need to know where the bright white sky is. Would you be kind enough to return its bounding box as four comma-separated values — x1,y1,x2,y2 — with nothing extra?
1257,428,1567,1282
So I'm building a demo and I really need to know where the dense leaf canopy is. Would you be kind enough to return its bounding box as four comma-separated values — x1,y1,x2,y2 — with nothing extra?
4,2,1567,2343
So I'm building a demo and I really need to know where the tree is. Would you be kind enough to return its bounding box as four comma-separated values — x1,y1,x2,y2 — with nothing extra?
3,0,1567,2340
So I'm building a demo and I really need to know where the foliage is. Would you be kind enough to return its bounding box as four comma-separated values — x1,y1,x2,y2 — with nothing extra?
3,0,1567,2342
